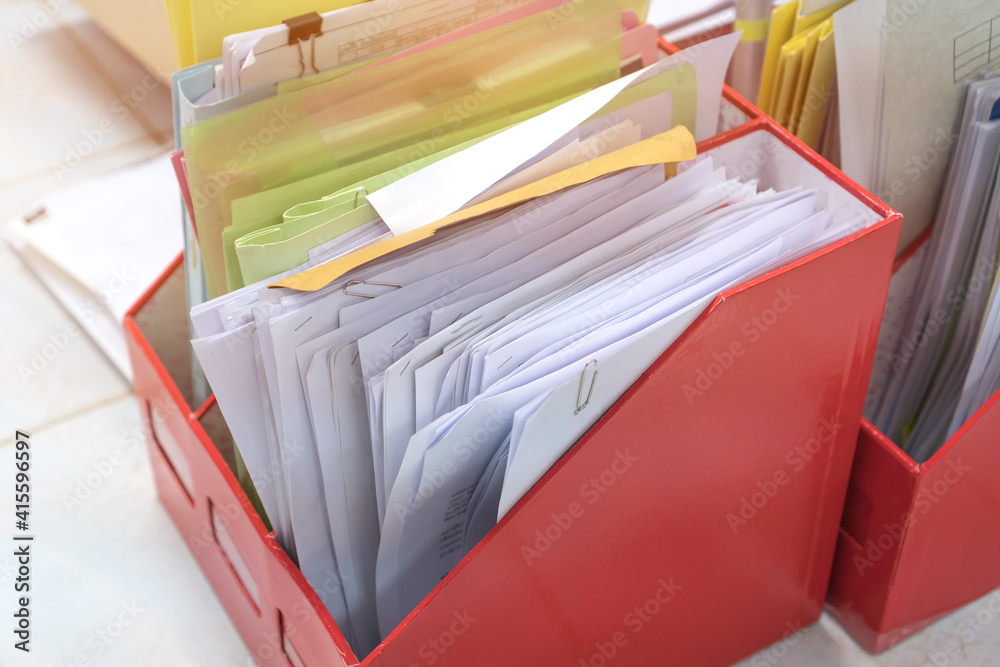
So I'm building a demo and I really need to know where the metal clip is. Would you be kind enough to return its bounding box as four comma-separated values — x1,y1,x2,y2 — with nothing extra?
343,280,401,298
309,32,318,75
574,359,598,415
23,206,47,223
449,317,479,338
284,11,322,77
293,39,305,78
353,187,368,209
284,11,323,44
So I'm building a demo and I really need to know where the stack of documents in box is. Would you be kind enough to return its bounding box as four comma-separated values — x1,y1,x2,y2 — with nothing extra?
170,0,649,408
168,0,740,648
179,23,887,654
870,75,1000,462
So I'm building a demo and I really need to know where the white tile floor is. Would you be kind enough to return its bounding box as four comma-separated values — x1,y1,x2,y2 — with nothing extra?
0,1,996,665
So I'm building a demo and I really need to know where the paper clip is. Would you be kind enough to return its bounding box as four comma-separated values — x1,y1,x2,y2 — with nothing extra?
294,40,305,78
309,32,318,75
450,317,479,338
353,187,369,209
575,359,598,415
343,280,401,298
292,34,320,78
23,207,47,223
285,11,322,44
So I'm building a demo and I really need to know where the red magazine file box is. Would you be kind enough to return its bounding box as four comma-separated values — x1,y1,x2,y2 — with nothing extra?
826,235,1000,653
124,114,901,666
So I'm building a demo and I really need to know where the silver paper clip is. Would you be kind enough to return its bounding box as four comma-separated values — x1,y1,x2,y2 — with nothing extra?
353,187,368,209
343,280,401,298
575,359,598,415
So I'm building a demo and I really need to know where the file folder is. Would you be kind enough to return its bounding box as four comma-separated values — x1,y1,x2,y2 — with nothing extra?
124,112,900,665
826,234,1000,653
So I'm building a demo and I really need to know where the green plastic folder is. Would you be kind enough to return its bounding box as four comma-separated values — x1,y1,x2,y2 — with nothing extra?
181,0,623,297
221,123,517,291
236,202,380,286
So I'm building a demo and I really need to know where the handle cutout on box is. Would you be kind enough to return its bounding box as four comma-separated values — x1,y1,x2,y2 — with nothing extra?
146,399,195,504
840,481,875,545
279,610,308,667
211,501,261,613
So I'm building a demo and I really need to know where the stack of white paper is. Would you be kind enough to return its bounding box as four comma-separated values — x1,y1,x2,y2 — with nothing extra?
371,163,841,636
192,160,870,653
186,35,882,657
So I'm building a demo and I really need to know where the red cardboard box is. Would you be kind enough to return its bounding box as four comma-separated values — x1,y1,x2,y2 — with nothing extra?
124,31,906,667
827,236,1000,653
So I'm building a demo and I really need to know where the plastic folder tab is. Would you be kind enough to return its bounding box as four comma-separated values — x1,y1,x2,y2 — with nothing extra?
221,129,506,291
236,202,378,286
182,0,622,297
230,129,502,286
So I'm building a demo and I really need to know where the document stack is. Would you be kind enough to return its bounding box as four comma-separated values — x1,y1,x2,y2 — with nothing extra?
869,74,1000,462
164,0,895,650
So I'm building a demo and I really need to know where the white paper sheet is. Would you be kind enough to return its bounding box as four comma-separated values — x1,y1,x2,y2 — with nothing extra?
368,33,740,235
